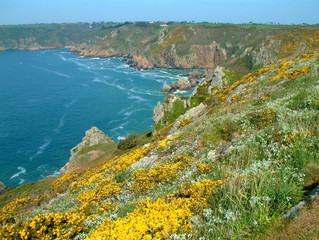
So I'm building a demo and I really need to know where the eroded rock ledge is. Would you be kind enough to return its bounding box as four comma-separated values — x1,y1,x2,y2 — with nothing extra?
60,127,116,175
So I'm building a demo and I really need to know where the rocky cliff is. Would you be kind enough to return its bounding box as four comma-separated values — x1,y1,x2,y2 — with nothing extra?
59,127,116,175
2,23,318,73
71,24,319,73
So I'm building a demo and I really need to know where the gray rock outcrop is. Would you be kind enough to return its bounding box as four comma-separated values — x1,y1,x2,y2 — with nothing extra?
210,66,226,89
60,127,115,175
153,95,187,125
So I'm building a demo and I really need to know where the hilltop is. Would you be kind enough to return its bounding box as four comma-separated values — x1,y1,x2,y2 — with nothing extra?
1,22,319,73
0,35,319,239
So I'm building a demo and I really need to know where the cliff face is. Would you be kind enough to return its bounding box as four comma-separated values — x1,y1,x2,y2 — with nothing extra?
3,23,318,72
144,42,227,69
59,127,116,175
71,24,319,72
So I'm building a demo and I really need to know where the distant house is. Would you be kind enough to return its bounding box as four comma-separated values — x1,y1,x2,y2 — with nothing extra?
160,24,168,27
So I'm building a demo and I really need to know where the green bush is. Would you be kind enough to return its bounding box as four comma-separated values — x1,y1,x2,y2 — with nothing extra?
165,99,187,124
117,132,139,150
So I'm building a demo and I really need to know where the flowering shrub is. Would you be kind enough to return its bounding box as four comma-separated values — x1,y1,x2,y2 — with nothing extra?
86,197,193,240
0,198,28,224
179,118,192,127
0,211,86,240
77,176,121,204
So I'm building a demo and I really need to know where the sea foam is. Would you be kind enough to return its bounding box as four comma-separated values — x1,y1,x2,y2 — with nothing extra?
10,166,26,179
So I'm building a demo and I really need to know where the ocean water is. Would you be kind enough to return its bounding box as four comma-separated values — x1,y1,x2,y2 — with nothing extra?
0,49,190,187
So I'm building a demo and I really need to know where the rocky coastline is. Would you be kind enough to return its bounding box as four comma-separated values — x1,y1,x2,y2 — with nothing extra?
161,70,203,93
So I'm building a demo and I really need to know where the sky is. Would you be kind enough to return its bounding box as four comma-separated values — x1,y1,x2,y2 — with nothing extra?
0,0,318,25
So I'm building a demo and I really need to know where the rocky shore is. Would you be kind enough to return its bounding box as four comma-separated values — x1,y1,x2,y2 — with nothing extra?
161,70,203,93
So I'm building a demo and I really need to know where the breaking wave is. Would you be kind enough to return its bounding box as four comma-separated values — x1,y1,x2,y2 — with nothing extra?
10,166,26,179
30,138,52,160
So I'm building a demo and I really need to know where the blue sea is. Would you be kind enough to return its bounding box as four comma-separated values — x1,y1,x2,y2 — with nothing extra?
0,49,189,187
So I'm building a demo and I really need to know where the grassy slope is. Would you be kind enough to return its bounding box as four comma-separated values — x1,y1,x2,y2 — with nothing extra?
0,23,99,49
0,50,318,239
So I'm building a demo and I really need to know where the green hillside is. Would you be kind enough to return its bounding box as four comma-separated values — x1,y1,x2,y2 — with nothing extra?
0,23,99,50
1,48,318,239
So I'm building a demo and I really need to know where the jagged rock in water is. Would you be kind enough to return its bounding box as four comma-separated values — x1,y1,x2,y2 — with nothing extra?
60,127,115,175
161,70,203,93
176,78,192,91
161,78,191,93
189,70,201,80
161,84,173,93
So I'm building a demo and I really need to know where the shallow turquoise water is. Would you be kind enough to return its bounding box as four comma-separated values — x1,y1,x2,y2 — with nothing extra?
0,49,189,186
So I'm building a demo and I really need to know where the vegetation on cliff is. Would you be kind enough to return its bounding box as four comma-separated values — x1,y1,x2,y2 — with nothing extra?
1,22,319,73
0,23,98,50
1,48,319,239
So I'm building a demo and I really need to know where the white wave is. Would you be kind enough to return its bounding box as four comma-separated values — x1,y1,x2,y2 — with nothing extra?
30,138,51,160
93,77,159,97
110,122,128,132
128,94,146,102
123,108,147,119
81,83,88,87
92,77,126,91
173,89,188,94
19,178,25,184
54,115,65,134
37,164,48,171
117,136,126,141
32,65,71,78
119,105,134,114
64,99,76,108
70,59,90,69
40,169,60,179
59,54,66,61
43,68,70,78
10,166,26,179
159,70,169,74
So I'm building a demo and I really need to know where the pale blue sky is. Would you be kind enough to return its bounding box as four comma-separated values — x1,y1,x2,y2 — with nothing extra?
0,0,318,25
